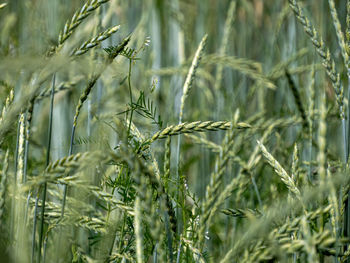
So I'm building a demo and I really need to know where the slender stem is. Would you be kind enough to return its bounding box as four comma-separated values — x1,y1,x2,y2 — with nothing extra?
60,125,75,219
31,191,39,263
163,210,173,263
24,101,34,226
175,122,182,236
251,176,262,209
12,115,21,255
176,242,182,263
127,59,134,137
37,74,56,263
345,80,350,262
153,243,158,263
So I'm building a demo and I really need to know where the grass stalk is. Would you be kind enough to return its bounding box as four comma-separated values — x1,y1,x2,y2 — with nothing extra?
37,74,56,263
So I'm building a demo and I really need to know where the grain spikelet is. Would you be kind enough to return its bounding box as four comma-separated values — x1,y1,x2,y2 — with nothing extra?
288,0,345,119
179,34,208,121
257,140,301,200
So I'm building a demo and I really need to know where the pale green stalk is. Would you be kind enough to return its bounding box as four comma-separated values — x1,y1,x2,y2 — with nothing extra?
37,74,55,263
0,150,9,224
308,67,315,182
16,113,25,186
345,2,350,254
134,196,143,263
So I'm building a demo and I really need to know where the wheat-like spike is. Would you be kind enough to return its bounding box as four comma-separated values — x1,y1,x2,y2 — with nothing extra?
0,88,14,124
0,150,9,222
257,140,301,200
250,205,333,262
165,193,177,235
243,246,272,263
202,54,276,89
28,198,106,232
57,215,106,233
179,34,208,121
317,91,327,183
20,152,105,192
81,184,134,215
221,208,260,218
285,70,308,129
75,216,106,232
235,118,300,202
16,114,26,186
73,76,99,128
282,205,332,234
342,246,350,263
280,231,335,256
244,205,334,261
181,237,206,263
45,151,100,173
291,143,298,184
23,99,34,183
163,137,171,190
214,1,236,91
245,205,334,261
308,67,316,131
134,196,143,263
288,0,344,119
328,0,349,67
148,121,250,143
51,179,134,215
211,119,286,214
347,0,350,56
342,183,350,217
203,54,262,72
71,25,120,56
38,191,101,218
72,36,130,128
300,216,318,262
327,167,339,237
56,0,110,51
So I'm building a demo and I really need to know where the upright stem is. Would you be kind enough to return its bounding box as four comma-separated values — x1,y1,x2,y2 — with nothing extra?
343,3,350,259
60,125,75,219
175,115,182,236
37,74,56,263
345,75,350,262
31,191,39,263
11,116,21,254
127,59,134,137
24,101,34,226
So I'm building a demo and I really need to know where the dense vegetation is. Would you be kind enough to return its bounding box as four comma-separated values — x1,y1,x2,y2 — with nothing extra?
2,0,350,262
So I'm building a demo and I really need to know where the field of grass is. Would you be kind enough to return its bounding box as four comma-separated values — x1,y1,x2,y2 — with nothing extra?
2,0,350,262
